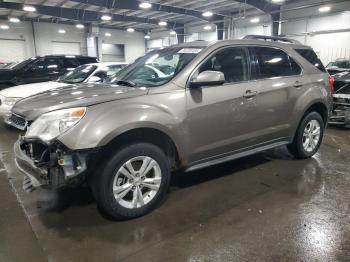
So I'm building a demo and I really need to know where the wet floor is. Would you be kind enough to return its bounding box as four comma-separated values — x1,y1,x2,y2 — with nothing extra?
0,122,349,261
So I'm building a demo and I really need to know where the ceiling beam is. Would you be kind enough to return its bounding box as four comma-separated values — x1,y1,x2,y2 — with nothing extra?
234,0,280,12
0,2,184,30
68,0,225,21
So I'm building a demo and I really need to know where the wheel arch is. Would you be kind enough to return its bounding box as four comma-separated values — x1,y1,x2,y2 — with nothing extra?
97,127,184,171
303,102,329,127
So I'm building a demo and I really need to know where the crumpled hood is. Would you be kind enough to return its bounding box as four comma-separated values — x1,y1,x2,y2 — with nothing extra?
0,81,68,98
12,83,149,121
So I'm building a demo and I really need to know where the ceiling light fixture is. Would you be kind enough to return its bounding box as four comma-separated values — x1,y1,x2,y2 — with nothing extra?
58,29,66,34
76,24,84,29
202,11,213,17
0,25,9,30
271,0,285,3
158,21,167,26
250,17,260,23
144,34,151,39
127,28,135,32
170,30,177,35
139,2,152,9
23,5,36,12
319,6,331,13
105,32,111,37
203,25,212,30
9,17,20,23
101,15,112,21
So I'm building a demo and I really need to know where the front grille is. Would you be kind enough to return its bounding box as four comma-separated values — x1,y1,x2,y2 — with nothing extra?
6,113,27,130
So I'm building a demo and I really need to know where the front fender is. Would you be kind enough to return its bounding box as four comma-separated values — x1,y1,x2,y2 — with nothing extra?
58,99,188,161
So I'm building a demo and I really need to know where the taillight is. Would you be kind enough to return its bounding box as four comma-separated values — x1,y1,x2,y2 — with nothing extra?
328,75,335,94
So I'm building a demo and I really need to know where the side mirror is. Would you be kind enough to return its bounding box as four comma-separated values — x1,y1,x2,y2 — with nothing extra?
88,75,103,83
190,70,225,88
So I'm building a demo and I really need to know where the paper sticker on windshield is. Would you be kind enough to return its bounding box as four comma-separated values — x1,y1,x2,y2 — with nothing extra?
178,48,202,54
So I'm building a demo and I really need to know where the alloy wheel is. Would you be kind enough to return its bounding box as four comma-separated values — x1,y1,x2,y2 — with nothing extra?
112,156,162,209
302,119,321,153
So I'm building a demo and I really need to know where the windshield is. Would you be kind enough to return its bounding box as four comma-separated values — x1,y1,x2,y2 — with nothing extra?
328,61,350,69
109,47,202,87
59,64,97,84
10,57,38,70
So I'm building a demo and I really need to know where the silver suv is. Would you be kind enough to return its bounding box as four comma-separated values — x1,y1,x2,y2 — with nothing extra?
12,36,333,219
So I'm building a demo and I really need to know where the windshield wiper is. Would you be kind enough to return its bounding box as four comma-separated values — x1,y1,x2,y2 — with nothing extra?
115,80,136,87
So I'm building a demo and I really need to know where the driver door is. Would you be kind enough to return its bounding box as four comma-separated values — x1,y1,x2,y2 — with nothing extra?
21,58,63,84
186,46,259,163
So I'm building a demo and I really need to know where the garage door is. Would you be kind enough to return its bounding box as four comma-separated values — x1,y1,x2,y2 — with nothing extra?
102,43,125,62
0,39,26,62
52,41,82,55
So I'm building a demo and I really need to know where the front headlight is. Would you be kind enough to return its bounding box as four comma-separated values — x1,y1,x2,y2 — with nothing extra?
4,97,21,106
26,107,86,142
3,97,21,106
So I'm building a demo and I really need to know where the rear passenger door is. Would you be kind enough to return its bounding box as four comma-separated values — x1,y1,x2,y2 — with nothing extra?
249,46,304,142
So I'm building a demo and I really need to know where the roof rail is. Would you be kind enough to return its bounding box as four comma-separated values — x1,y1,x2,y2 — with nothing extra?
243,35,302,45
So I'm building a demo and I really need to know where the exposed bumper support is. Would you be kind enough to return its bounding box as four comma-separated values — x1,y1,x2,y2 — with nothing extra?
14,139,47,188
14,136,88,191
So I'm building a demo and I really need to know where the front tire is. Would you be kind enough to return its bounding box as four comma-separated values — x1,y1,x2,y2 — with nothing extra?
93,143,170,220
288,112,324,159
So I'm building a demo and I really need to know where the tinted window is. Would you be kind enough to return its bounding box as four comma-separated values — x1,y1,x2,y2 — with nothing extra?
32,58,62,71
199,47,249,83
63,58,79,68
332,60,350,69
59,64,97,84
77,57,98,65
295,49,326,72
253,47,301,79
104,64,125,77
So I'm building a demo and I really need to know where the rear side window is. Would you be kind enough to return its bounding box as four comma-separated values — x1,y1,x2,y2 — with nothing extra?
77,57,98,65
63,58,79,69
295,49,326,72
252,47,302,79
33,58,63,70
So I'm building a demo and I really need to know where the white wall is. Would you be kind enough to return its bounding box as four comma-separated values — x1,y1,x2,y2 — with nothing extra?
146,30,178,50
33,22,87,56
233,14,273,39
99,28,146,63
0,20,146,63
0,20,35,61
281,1,350,65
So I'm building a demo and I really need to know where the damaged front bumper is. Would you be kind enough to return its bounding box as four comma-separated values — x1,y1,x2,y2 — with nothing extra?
329,94,350,125
14,136,88,191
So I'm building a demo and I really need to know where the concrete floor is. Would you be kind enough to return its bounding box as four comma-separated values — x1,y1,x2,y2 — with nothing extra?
0,122,349,262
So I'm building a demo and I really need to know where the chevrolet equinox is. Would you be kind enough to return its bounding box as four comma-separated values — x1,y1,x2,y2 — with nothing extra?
11,36,333,219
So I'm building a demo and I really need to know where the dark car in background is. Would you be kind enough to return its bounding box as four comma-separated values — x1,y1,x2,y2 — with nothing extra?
329,71,350,126
0,55,98,90
326,59,350,75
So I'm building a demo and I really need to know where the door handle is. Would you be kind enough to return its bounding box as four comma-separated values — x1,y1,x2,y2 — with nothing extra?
243,90,258,99
294,81,303,88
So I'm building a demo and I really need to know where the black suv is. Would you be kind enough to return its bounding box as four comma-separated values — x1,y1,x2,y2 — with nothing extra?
0,55,98,90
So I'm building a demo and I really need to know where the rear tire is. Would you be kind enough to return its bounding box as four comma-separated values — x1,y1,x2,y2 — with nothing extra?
92,143,170,220
288,112,324,159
